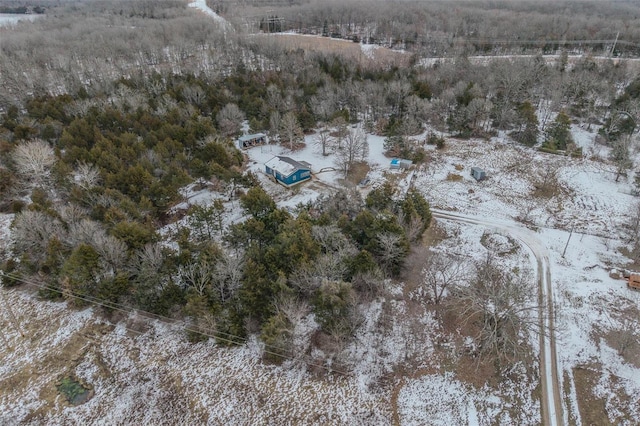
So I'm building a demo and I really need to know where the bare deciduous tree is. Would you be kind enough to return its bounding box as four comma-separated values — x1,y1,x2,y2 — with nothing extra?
212,252,244,304
12,139,56,188
67,219,104,247
266,84,284,112
58,204,89,226
180,258,214,296
451,255,540,364
352,270,386,299
65,221,126,278
130,242,171,309
311,224,354,253
11,210,63,265
316,126,332,157
399,214,426,243
533,160,562,198
182,84,206,107
331,116,348,150
274,294,310,326
289,248,355,296
74,162,101,191
376,232,405,276
311,86,337,122
422,251,469,305
289,263,323,296
279,111,303,150
93,234,128,278
269,110,281,142
217,103,245,137
335,127,368,177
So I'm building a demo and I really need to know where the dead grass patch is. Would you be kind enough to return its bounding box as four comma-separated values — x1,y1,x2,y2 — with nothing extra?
347,161,370,186
399,223,449,297
253,34,411,69
7,320,114,421
436,308,499,389
563,370,580,425
601,301,640,368
446,172,463,182
421,220,449,248
573,364,614,426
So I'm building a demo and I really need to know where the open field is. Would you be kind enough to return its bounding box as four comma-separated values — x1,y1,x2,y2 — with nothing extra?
253,33,412,68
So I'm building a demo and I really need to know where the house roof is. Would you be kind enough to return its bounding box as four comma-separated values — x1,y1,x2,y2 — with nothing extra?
390,158,412,166
239,133,266,142
265,156,311,177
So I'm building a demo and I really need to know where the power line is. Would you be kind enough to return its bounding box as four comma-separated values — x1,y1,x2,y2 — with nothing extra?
0,272,353,376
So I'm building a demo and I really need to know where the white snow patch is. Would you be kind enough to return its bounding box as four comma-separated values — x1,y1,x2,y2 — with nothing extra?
360,43,380,59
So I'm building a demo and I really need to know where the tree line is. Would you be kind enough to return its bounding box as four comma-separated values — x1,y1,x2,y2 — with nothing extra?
228,0,640,56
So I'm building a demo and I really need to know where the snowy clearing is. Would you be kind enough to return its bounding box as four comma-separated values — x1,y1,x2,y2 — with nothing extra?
2,125,640,424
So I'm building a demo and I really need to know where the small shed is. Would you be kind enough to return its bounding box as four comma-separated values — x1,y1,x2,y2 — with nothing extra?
238,133,267,150
265,156,312,187
470,167,486,181
390,158,413,169
628,274,640,291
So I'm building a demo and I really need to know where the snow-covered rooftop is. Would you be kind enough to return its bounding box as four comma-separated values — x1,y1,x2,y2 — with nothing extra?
239,133,266,142
264,156,310,177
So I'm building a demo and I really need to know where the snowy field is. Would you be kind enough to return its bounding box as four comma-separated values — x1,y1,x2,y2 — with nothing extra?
1,123,640,424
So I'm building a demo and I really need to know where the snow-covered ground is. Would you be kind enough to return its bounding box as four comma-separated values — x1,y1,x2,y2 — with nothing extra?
0,13,42,28
2,124,639,424
188,0,231,31
200,127,640,424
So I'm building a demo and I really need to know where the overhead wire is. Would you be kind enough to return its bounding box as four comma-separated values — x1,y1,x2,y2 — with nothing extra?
0,271,354,376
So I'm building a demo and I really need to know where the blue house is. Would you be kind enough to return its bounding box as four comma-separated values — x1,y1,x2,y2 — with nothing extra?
264,156,312,187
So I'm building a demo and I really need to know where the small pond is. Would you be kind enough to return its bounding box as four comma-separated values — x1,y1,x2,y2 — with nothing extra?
57,376,93,405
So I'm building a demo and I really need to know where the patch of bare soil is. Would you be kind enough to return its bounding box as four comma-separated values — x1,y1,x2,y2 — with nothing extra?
6,320,114,422
347,161,370,186
602,328,640,369
437,308,499,388
400,223,448,297
573,363,638,426
573,364,614,426
563,370,580,426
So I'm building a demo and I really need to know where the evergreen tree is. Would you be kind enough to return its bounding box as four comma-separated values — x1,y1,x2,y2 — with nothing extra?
313,280,357,334
60,244,100,306
260,312,292,363
240,186,276,221
544,110,573,150
365,182,396,211
401,189,432,238
514,101,539,146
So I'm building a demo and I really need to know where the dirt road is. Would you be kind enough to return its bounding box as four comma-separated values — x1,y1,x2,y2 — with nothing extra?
433,210,564,426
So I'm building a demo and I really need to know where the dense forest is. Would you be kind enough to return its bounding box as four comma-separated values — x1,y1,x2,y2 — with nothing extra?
222,0,640,55
1,0,640,367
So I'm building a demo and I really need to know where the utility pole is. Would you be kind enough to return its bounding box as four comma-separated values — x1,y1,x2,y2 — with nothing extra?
562,224,575,258
610,31,620,58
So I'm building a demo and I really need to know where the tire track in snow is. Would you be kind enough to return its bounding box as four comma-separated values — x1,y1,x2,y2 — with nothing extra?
433,210,564,426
